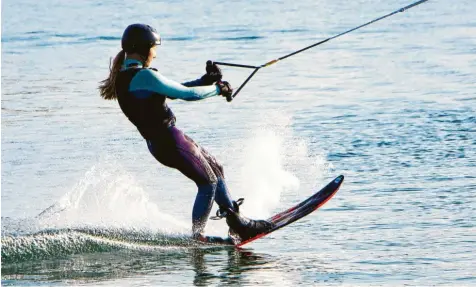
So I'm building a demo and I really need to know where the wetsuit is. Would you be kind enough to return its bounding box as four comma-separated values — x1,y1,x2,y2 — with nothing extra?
115,59,234,235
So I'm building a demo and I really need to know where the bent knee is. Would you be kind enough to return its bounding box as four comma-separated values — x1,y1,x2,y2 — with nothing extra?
193,168,218,186
212,162,224,179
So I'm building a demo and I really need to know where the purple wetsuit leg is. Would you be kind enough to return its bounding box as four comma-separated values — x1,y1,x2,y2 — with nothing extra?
146,126,234,234
192,138,234,210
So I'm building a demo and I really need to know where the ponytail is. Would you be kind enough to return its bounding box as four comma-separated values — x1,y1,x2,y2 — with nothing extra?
99,50,126,100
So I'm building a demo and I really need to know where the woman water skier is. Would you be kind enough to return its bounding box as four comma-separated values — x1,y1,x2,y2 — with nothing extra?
99,24,273,243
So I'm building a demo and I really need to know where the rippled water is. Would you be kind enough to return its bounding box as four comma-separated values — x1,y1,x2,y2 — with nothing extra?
2,0,475,286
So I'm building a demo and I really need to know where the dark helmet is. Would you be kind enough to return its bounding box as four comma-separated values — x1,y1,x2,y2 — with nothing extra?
121,24,161,57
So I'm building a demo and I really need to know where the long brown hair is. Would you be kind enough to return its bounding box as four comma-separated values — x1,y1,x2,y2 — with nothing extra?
99,50,126,100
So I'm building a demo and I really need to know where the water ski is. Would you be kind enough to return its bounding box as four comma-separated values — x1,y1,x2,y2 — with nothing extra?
204,175,344,247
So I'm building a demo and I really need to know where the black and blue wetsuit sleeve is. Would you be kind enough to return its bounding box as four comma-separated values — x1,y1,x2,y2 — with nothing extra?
181,78,205,87
129,69,220,101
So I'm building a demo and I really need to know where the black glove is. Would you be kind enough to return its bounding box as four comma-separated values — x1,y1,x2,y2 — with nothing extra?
200,60,222,85
216,81,233,102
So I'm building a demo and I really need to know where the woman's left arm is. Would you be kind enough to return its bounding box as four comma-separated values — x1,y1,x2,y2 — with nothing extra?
182,78,206,87
182,61,222,87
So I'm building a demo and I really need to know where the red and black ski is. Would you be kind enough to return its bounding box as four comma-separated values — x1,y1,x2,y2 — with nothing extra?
234,175,344,247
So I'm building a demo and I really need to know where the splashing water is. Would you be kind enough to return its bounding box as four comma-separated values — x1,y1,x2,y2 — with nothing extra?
235,129,300,219
226,112,332,219
2,162,202,263
36,161,189,233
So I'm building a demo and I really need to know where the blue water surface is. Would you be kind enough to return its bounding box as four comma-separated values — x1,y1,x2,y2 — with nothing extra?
2,0,475,286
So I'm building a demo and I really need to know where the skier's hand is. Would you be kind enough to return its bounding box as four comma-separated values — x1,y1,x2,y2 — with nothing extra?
216,81,233,102
201,60,222,85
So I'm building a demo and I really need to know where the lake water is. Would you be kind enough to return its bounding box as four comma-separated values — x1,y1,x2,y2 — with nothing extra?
2,0,475,286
